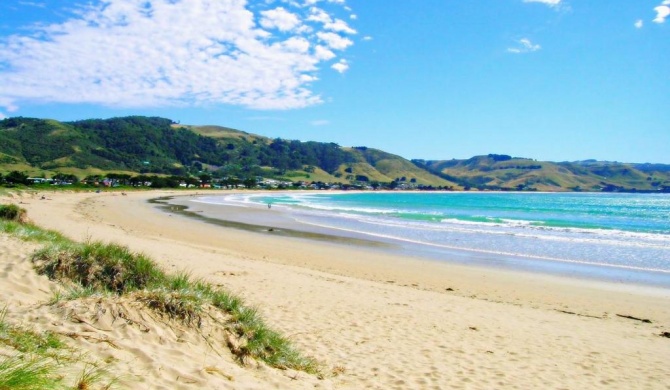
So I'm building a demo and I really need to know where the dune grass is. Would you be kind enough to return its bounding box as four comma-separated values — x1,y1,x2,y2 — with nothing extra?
0,307,65,389
0,203,319,375
0,308,63,355
0,306,112,390
32,241,319,372
0,355,60,390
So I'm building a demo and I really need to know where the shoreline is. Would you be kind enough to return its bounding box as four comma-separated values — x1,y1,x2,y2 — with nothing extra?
105,191,670,313
3,189,670,388
166,192,670,289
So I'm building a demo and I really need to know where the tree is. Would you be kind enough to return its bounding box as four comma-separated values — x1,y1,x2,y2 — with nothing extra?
243,177,257,188
185,177,200,187
5,171,30,185
130,175,151,186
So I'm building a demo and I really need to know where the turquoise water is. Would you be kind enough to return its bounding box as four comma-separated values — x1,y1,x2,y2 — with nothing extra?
194,192,670,286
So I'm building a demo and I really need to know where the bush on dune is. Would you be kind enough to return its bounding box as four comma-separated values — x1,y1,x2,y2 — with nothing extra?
0,204,28,224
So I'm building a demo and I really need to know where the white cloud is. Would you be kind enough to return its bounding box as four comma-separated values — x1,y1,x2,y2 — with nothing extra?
507,38,541,54
310,119,330,126
317,31,353,49
0,112,6,120
362,36,373,41
331,59,349,73
307,7,332,24
523,0,561,7
635,19,644,29
260,7,301,32
314,45,336,60
653,1,670,23
0,0,357,111
307,8,356,34
325,18,357,34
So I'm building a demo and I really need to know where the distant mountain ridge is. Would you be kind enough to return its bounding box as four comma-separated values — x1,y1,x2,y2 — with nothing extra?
1,116,669,192
413,154,670,192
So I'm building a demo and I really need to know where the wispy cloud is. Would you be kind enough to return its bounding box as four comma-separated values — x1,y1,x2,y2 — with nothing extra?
0,112,6,120
310,119,330,126
522,0,562,7
18,1,46,8
507,38,541,54
653,0,670,23
0,0,357,112
635,19,644,29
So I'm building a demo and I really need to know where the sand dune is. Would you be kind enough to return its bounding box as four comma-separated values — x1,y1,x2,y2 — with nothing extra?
1,190,669,389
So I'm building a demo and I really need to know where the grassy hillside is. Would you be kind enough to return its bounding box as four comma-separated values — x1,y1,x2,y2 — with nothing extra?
0,116,450,187
343,147,459,188
2,117,668,191
415,155,670,192
179,124,271,144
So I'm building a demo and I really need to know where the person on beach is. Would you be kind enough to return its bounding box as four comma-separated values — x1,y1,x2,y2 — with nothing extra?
267,203,272,209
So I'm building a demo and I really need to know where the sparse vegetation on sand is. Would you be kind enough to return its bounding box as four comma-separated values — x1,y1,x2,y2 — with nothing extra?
0,305,112,389
0,203,319,387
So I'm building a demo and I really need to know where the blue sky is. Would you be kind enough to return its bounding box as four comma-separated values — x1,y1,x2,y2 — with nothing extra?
1,0,668,163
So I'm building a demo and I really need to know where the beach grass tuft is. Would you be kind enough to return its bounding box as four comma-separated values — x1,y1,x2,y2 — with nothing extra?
32,239,319,373
0,355,60,390
75,363,110,390
27,232,318,373
135,288,204,326
33,241,165,294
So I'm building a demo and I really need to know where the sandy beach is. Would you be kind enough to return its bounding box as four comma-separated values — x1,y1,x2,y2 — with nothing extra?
1,189,670,389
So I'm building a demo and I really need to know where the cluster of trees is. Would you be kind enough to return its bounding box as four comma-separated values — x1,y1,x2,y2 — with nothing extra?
0,171,31,186
257,139,352,173
0,168,460,192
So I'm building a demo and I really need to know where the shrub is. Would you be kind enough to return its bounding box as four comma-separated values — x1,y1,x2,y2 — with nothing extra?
0,204,28,223
32,241,165,294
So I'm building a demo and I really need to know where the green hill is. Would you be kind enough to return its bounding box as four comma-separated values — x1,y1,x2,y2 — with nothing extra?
2,117,668,191
414,154,670,192
0,116,451,187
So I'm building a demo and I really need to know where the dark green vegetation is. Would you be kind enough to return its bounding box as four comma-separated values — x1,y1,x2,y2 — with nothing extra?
1,116,669,191
0,204,320,384
0,204,28,223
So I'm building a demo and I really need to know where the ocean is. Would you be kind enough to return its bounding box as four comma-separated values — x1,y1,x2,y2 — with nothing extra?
191,192,670,287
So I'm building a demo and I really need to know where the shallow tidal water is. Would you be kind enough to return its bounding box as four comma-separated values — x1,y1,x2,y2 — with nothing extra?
187,192,670,287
